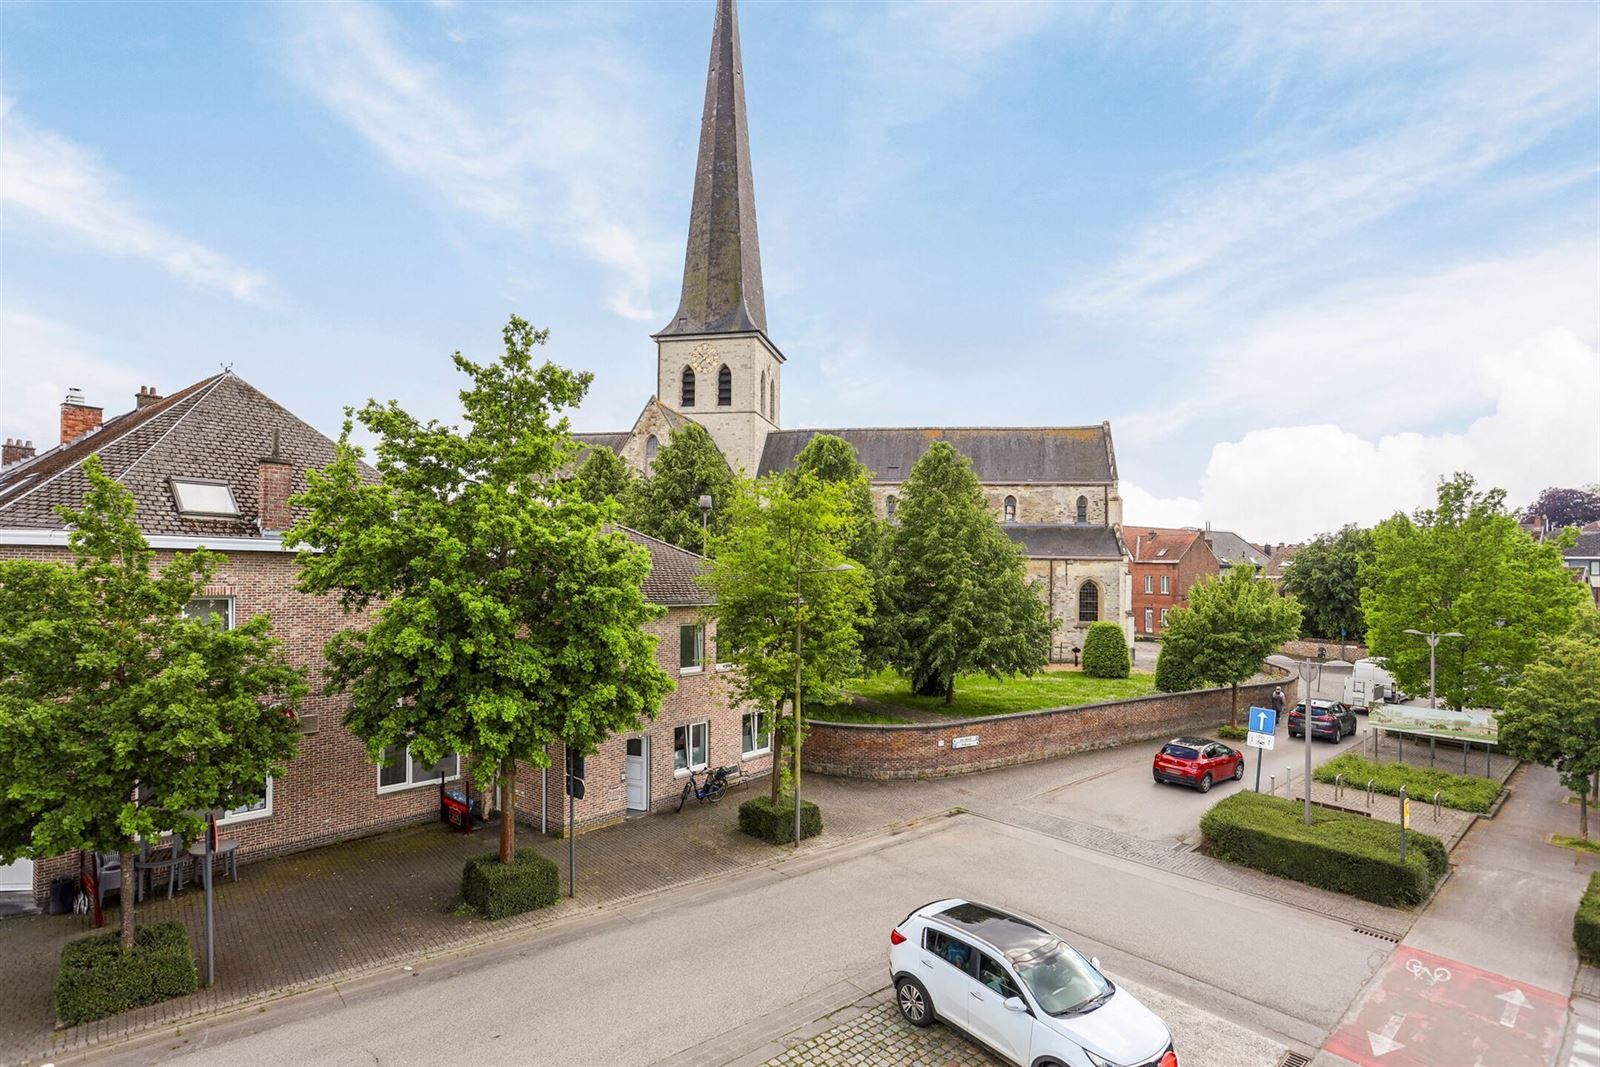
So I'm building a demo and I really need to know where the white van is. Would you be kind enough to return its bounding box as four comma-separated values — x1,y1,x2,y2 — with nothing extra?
1344,658,1398,713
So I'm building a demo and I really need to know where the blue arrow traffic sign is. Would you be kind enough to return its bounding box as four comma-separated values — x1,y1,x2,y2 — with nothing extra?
1248,706,1277,735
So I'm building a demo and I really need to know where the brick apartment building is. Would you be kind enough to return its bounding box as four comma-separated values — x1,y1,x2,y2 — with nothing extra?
1123,527,1219,637
0,375,769,904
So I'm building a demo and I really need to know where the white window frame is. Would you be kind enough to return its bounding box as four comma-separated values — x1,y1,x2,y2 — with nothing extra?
680,623,705,675
1143,575,1153,594
376,744,462,795
741,710,771,758
1144,608,1153,633
1161,608,1170,626
170,477,241,518
1160,574,1170,594
184,596,235,630
219,778,272,825
674,720,709,776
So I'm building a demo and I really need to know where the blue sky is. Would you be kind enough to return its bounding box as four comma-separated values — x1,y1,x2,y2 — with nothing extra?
2,0,1596,540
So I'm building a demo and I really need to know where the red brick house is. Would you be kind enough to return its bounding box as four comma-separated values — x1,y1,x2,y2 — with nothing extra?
0,375,769,905
1123,527,1219,637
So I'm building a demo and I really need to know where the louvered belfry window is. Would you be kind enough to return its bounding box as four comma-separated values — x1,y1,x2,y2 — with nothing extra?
681,367,696,407
718,365,732,406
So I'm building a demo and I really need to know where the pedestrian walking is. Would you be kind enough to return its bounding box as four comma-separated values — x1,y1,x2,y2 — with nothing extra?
1271,687,1285,722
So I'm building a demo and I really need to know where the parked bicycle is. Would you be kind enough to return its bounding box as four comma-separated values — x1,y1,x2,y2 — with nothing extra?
678,765,735,811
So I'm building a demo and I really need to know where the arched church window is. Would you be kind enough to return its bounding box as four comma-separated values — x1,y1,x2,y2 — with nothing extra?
769,377,776,420
1076,495,1089,524
718,365,732,407
645,435,659,476
1003,495,1017,523
886,495,897,519
759,370,767,417
681,367,696,408
1078,580,1100,622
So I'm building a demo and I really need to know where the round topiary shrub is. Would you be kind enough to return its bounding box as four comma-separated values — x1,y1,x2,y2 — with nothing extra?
1154,643,1201,692
1080,621,1131,678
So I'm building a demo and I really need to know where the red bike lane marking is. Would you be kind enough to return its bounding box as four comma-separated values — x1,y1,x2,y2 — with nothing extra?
1323,945,1566,1067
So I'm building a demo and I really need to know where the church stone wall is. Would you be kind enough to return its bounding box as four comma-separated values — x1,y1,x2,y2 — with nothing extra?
1027,558,1133,654
868,483,1113,527
657,334,779,475
618,403,683,474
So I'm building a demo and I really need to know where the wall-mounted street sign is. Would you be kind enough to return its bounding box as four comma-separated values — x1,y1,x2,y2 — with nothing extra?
952,735,979,749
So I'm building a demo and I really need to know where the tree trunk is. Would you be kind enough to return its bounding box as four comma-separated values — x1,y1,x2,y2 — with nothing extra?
119,848,136,950
499,755,517,863
1230,683,1239,729
1583,788,1590,842
770,726,784,804
944,678,955,707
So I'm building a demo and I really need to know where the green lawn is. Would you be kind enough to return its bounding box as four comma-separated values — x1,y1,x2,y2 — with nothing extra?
803,704,910,725
842,669,1156,719
1313,752,1503,813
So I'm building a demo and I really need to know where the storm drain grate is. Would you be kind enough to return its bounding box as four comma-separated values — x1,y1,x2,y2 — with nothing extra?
1352,925,1400,942
1275,1052,1311,1067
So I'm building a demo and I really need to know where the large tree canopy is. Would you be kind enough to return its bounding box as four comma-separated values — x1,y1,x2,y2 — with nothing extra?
0,456,305,947
879,441,1050,704
571,443,635,508
1527,485,1600,531
1280,525,1374,641
622,422,734,555
289,317,674,863
1159,565,1302,726
1362,473,1586,710
703,473,871,802
1500,612,1600,837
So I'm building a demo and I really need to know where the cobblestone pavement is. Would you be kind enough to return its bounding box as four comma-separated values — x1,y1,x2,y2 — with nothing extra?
762,1002,1000,1067
1,741,1415,1067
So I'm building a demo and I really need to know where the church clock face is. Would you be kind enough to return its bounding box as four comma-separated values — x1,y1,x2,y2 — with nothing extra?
690,341,720,373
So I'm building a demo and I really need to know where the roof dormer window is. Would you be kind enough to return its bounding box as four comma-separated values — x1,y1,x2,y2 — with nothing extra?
170,477,240,518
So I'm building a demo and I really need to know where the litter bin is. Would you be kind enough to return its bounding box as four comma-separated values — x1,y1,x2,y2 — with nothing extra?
48,877,76,915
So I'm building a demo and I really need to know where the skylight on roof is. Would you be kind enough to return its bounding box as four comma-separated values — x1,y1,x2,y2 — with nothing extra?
171,478,239,518
1156,548,1168,557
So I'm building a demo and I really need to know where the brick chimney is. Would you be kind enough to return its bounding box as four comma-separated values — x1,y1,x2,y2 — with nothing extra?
257,428,293,533
2,438,36,465
60,388,103,446
135,385,163,409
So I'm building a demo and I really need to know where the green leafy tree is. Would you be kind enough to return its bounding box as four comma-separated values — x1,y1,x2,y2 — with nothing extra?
1160,565,1301,726
571,444,635,507
1500,612,1600,837
289,317,675,866
622,422,733,554
1153,637,1202,692
880,442,1050,704
1362,473,1586,710
1527,485,1600,531
1280,525,1374,640
703,474,871,804
0,457,305,949
1081,621,1131,678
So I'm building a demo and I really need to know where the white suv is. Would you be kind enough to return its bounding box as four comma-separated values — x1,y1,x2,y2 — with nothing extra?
889,899,1176,1067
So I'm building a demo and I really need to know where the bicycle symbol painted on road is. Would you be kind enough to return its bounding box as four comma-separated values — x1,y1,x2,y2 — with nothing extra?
1406,959,1453,987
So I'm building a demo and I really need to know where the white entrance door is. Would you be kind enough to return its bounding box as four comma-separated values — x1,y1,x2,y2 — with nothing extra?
0,858,33,892
625,737,649,812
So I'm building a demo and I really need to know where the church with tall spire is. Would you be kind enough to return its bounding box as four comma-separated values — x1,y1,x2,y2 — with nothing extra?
579,0,1134,649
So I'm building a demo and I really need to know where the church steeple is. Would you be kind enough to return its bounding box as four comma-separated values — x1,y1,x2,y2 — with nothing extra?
658,0,767,338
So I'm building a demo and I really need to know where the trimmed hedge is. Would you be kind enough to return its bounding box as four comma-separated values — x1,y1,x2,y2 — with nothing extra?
462,848,561,919
1154,642,1199,692
1313,752,1502,814
739,796,822,844
55,921,198,1026
1200,791,1446,906
1081,622,1131,679
1216,725,1249,741
1576,872,1600,964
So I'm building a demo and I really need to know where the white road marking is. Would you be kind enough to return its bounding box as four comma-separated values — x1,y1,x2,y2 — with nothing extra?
1368,1013,1406,1057
1498,987,1532,1028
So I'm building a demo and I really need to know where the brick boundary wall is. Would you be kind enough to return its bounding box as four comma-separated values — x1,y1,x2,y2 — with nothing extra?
802,669,1298,781
1280,638,1368,660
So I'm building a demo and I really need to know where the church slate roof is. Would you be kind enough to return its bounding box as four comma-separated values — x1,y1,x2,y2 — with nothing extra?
757,425,1115,484
1003,523,1126,560
572,432,630,454
617,526,713,606
0,372,356,538
656,0,767,339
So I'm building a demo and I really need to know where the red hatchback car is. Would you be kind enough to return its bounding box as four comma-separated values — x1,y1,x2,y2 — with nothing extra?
1152,737,1244,793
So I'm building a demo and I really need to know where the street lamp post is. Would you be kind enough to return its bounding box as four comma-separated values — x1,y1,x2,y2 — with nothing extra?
792,551,854,849
1402,629,1464,709
1302,650,1324,826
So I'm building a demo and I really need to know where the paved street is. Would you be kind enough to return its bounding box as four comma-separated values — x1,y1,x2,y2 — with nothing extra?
78,813,1384,1066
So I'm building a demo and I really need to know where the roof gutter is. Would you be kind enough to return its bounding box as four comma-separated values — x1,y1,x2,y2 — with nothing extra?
0,528,297,553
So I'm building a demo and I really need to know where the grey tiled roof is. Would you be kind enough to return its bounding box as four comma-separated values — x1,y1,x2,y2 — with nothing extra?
758,425,1114,484
1003,523,1125,560
0,372,351,537
1204,529,1268,568
1567,532,1600,560
573,432,630,455
617,526,712,605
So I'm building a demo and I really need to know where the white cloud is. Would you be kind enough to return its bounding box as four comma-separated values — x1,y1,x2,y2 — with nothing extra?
0,100,270,302
0,310,145,451
1124,329,1600,543
282,3,671,321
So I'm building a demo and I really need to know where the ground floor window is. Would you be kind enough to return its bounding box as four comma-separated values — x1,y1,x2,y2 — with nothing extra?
220,778,272,824
741,711,771,757
1161,608,1170,626
674,721,709,774
1144,608,1153,633
378,745,460,793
